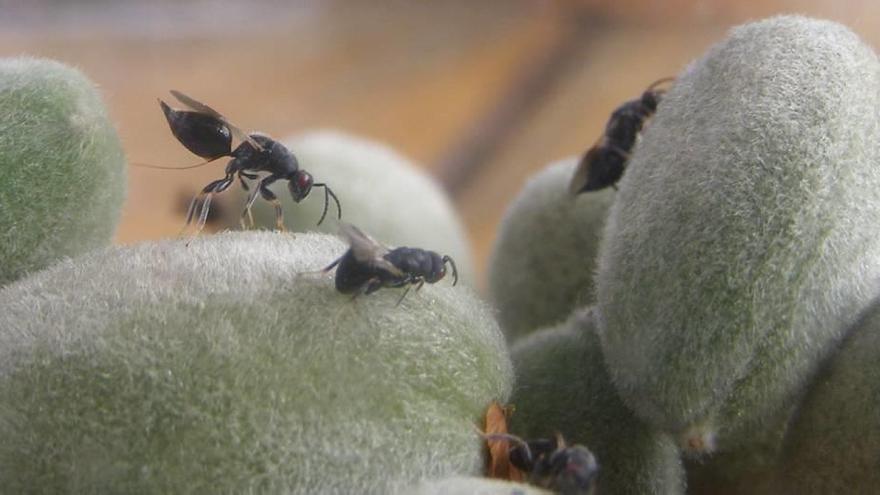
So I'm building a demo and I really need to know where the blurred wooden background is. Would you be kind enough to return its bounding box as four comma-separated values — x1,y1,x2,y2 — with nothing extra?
2,0,878,285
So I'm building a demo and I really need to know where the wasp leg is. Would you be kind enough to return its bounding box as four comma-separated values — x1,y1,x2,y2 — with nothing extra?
181,175,232,237
257,175,285,232
350,276,382,301
364,276,390,295
238,170,260,230
394,279,427,306
237,171,258,192
185,175,234,243
238,174,280,230
395,280,425,306
181,195,200,236
321,256,342,273
239,182,262,229
296,255,343,279
395,285,412,306
197,177,234,229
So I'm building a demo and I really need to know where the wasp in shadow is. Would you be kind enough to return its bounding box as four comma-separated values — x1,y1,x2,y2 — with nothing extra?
570,77,674,194
141,90,341,236
483,432,599,495
319,224,458,304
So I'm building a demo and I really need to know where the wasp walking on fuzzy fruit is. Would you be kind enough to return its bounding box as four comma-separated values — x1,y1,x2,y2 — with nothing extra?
136,90,341,237
569,77,674,194
482,431,599,495
318,223,458,304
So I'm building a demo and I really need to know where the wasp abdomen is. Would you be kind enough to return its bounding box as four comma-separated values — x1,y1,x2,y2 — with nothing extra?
334,251,377,293
160,100,232,160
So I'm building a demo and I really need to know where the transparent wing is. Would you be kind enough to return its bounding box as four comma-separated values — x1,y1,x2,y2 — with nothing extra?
169,90,264,151
338,223,404,276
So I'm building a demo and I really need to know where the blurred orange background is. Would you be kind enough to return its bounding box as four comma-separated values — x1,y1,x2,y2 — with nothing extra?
2,0,878,283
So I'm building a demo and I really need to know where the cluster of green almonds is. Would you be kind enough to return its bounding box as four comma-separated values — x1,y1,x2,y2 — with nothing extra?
3,13,880,494
490,14,880,494
0,58,515,493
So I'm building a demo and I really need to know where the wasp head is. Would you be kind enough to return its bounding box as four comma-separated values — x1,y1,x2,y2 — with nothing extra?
536,445,599,495
288,171,314,202
641,90,661,112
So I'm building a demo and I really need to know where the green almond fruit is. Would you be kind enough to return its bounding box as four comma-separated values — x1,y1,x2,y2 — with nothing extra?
772,300,880,494
0,56,126,285
595,15,880,450
489,159,614,340
0,232,511,493
510,309,684,494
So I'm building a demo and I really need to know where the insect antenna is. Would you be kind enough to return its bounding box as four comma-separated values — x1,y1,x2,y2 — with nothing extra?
480,432,535,471
646,76,675,92
130,157,221,170
313,183,342,225
442,255,458,286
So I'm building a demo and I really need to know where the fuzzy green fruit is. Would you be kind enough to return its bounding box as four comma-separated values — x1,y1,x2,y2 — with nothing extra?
489,159,614,340
410,476,551,495
238,130,475,283
685,429,788,495
0,56,126,285
595,15,880,450
0,232,511,493
770,300,880,494
509,309,684,495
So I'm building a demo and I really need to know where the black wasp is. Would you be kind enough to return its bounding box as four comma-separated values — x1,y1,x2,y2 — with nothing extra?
321,223,458,303
154,90,341,235
569,77,674,194
485,432,599,495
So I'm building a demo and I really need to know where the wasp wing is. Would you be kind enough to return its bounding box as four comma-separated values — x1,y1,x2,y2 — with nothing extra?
339,223,404,276
569,137,605,195
169,90,264,152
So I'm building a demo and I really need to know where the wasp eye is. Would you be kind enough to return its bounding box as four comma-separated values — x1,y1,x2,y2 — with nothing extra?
289,172,314,202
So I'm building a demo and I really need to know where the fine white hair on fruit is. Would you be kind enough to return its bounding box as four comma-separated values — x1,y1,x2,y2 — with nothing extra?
408,476,552,495
773,298,880,493
489,158,614,340
0,56,126,286
595,14,880,452
0,232,512,494
509,308,685,495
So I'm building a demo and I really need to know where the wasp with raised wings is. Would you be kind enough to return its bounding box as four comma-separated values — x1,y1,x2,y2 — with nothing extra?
144,90,341,235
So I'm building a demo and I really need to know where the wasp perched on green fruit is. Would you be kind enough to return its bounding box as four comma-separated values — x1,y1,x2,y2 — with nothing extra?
570,77,673,194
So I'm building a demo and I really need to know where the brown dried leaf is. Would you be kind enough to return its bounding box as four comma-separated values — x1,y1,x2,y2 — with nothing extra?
483,401,524,482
